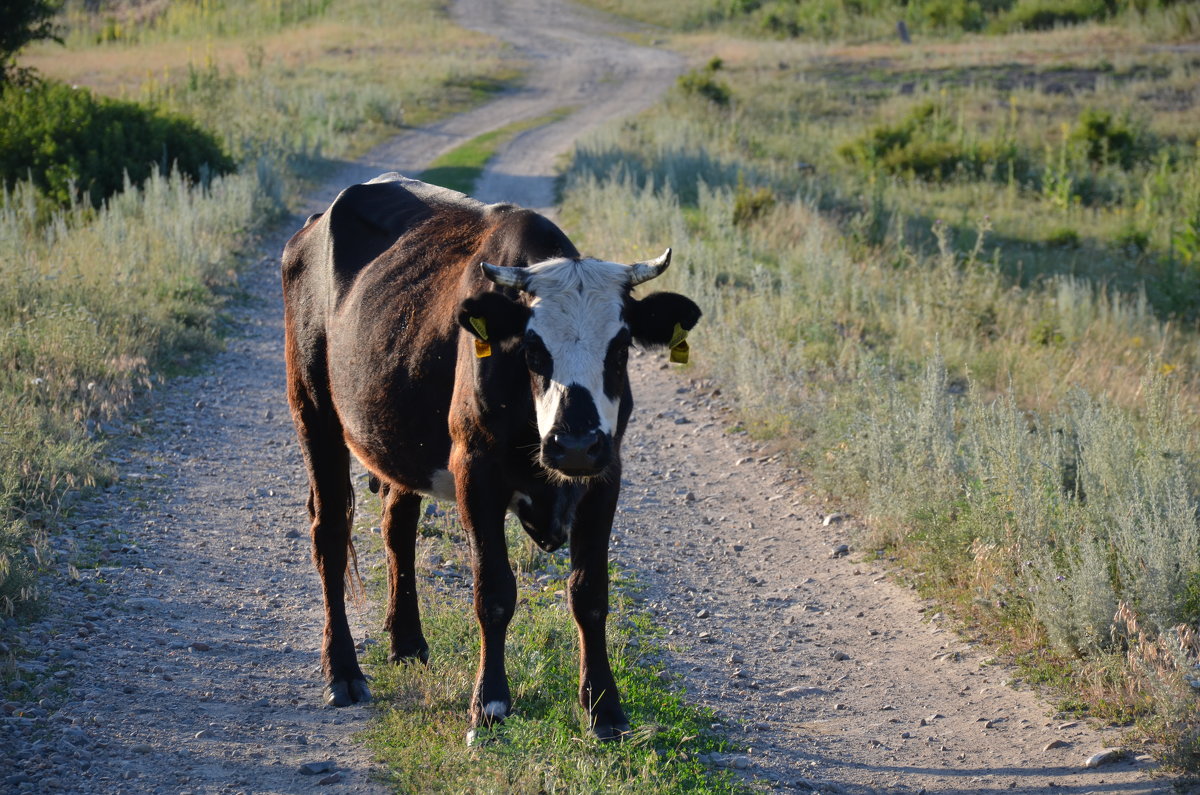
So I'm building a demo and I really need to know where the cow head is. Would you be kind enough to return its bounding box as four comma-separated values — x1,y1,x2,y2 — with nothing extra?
458,249,701,481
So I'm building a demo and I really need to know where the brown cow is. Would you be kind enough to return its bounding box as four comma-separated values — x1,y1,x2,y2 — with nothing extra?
281,173,700,741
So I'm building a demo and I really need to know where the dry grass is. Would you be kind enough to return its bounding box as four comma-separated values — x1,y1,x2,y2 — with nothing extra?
558,19,1200,768
0,0,513,617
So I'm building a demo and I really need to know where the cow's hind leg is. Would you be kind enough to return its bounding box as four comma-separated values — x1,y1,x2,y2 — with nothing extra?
296,413,369,707
381,486,428,664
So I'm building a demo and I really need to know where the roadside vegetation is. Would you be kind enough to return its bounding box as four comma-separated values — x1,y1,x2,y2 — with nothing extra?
356,493,744,793
582,0,1198,40
560,16,1200,769
0,0,511,617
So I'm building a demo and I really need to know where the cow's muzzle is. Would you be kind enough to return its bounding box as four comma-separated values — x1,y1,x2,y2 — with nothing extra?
541,429,612,478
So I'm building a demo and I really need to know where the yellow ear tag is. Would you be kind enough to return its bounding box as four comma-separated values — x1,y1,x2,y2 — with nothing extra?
668,323,690,364
469,316,491,358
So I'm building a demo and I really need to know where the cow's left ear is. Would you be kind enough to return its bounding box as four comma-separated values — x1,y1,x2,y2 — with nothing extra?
458,291,530,347
627,292,702,347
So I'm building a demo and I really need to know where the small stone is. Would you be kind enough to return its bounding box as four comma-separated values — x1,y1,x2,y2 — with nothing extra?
830,544,849,558
284,529,302,539
834,703,848,711
318,773,343,785
299,760,336,775
1044,739,1068,750
900,731,912,739
1084,749,1123,768
194,730,210,739
735,457,754,465
130,743,153,754
189,642,211,652
778,685,823,697
125,598,161,610
823,513,845,527
831,650,851,661
729,755,750,770
696,609,709,619
728,653,744,664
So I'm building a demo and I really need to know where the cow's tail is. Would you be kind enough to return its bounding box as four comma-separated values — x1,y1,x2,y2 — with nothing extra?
344,477,366,607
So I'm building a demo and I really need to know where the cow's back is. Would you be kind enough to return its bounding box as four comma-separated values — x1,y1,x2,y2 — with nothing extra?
282,174,491,491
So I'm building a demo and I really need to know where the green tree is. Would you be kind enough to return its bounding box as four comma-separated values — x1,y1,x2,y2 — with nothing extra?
0,0,63,85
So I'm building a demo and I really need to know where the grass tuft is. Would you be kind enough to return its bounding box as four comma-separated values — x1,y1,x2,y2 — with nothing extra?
355,498,746,793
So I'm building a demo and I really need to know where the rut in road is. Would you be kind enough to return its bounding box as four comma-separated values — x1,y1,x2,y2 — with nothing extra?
0,0,1173,793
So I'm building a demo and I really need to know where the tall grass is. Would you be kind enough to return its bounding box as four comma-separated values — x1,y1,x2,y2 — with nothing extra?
0,0,512,616
558,26,1200,764
579,0,1199,39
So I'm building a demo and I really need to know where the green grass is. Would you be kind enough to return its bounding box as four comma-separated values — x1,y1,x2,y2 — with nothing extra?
353,494,745,793
0,0,514,617
421,109,573,195
579,0,1200,39
556,19,1200,770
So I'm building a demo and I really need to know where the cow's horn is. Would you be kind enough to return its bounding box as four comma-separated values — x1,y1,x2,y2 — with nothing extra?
480,262,530,290
629,248,672,286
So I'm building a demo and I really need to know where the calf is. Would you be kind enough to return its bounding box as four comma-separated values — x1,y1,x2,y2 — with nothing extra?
281,173,700,741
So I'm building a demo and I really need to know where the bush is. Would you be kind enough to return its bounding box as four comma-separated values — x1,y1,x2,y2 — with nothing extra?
993,0,1112,31
838,102,1026,182
0,80,235,208
677,60,731,106
1071,107,1139,169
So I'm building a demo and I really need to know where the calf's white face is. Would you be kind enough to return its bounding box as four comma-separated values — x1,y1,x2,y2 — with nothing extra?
522,258,630,443
469,248,681,480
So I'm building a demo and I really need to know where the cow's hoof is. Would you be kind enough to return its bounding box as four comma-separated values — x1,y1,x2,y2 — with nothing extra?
387,640,429,665
589,718,631,742
324,677,371,707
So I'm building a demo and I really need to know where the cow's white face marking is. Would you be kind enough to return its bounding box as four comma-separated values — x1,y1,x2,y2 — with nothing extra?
522,258,629,440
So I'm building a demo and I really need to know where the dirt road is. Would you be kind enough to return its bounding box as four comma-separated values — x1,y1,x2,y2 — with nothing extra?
0,1,1174,793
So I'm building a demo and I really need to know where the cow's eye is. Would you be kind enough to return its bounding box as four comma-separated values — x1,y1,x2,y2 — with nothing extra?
524,335,552,377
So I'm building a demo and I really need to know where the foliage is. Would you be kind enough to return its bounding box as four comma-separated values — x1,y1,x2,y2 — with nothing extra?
1070,107,1140,169
0,79,235,208
580,0,1195,37
676,58,731,106
0,165,283,615
0,0,61,85
838,102,1026,182
559,25,1200,764
991,0,1112,31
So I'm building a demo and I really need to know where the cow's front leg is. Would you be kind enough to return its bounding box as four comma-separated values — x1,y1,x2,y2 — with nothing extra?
569,482,628,740
382,486,429,664
456,466,516,743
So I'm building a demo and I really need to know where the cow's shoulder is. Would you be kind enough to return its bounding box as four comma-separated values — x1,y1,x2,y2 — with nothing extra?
481,203,580,267
323,174,482,282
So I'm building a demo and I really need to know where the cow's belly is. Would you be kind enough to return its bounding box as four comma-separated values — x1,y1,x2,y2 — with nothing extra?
327,328,456,496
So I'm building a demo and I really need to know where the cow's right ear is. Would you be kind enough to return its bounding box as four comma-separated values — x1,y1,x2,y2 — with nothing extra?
458,291,530,347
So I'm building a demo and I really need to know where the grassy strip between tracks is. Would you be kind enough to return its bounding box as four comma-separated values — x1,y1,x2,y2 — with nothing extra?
558,17,1200,771
0,0,513,619
421,109,574,195
353,492,746,794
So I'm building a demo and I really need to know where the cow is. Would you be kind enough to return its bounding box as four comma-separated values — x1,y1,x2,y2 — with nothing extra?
281,173,701,742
